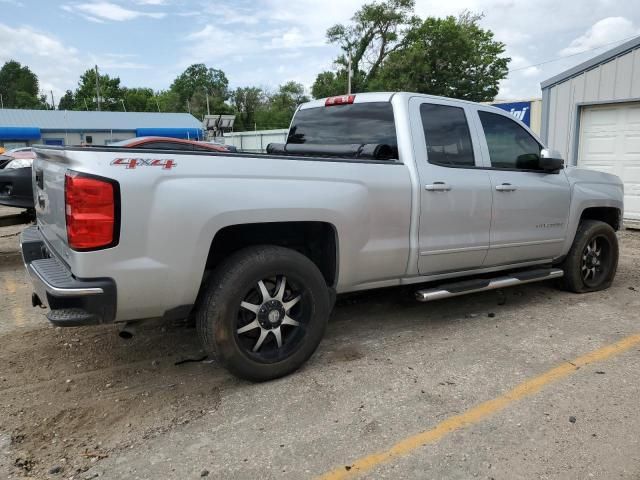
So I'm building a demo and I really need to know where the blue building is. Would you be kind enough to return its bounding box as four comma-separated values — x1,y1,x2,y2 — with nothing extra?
0,109,204,149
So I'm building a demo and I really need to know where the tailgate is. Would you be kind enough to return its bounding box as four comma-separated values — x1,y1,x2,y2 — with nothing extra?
32,147,72,256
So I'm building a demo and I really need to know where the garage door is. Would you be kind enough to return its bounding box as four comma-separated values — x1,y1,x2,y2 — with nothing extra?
578,102,640,220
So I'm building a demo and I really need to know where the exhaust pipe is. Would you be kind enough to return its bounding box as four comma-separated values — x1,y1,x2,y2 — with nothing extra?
118,322,136,339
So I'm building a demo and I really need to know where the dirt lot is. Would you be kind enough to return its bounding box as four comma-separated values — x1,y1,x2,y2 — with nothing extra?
1,212,639,479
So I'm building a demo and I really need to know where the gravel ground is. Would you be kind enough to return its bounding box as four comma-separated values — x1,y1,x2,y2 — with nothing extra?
0,215,639,480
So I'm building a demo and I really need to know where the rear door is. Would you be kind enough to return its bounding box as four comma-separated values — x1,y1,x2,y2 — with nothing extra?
409,97,493,275
473,108,571,266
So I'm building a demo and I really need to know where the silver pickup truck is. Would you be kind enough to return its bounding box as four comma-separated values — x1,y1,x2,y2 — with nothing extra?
22,92,624,381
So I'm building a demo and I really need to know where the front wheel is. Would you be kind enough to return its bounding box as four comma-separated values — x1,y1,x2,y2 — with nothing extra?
559,220,619,293
196,245,330,381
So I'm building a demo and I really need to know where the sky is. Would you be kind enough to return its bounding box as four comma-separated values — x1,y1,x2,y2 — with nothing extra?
1,0,639,104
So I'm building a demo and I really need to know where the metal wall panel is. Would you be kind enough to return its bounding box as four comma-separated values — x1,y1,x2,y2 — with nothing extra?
543,45,640,165
614,53,634,99
632,49,640,98
583,67,601,102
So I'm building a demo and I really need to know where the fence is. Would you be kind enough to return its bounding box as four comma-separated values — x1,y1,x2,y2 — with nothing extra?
222,129,288,153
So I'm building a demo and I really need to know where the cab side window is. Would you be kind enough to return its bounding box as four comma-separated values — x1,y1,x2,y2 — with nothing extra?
420,103,475,167
478,111,542,170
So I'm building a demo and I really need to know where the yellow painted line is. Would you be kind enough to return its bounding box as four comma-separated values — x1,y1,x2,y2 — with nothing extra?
317,333,640,480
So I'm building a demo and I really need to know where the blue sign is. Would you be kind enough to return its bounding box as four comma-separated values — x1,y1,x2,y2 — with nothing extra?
492,101,531,127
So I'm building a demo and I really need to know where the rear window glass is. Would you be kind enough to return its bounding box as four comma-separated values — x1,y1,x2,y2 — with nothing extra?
288,102,397,154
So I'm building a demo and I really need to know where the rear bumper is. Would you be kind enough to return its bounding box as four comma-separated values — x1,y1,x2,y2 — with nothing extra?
0,167,34,209
21,226,117,326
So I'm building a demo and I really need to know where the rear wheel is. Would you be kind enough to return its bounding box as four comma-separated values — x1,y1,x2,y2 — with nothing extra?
559,220,618,293
196,245,330,381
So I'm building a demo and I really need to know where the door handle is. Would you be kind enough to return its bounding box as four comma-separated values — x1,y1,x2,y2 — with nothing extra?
495,183,517,192
425,182,452,192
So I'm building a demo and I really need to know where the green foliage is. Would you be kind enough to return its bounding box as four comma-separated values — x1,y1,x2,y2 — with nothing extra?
373,12,509,101
314,3,510,102
57,90,75,110
170,63,230,119
311,71,348,99
232,82,310,131
326,0,415,86
74,68,124,111
232,87,265,131
0,60,47,109
121,87,155,112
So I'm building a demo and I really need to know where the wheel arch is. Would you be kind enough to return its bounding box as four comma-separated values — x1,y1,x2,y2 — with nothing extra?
204,221,339,289
579,206,622,231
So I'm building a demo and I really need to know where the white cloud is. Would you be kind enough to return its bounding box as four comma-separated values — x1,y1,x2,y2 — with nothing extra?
62,1,166,22
0,22,151,101
560,17,639,55
0,23,83,97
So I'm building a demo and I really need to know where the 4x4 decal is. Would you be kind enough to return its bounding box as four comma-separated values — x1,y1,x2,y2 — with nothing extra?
111,158,176,169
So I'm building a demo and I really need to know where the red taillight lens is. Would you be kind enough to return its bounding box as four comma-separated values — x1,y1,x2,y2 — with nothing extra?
65,172,117,250
325,94,355,106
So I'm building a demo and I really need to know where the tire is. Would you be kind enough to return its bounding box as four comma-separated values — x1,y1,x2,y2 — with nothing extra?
196,245,330,382
559,220,619,293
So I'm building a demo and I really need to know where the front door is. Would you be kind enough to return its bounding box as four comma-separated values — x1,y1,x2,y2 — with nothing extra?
410,97,493,275
472,108,571,266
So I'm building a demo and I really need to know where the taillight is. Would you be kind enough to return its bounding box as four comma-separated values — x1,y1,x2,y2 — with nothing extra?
65,172,118,250
325,94,355,106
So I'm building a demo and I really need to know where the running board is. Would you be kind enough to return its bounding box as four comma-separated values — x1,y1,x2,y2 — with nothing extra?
415,268,564,302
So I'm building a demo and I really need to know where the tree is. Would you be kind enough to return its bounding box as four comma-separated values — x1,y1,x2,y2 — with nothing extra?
58,90,75,110
373,12,509,101
122,87,156,112
231,87,265,131
271,82,309,109
311,71,348,99
0,60,47,108
256,83,301,129
313,2,509,101
170,64,230,118
154,89,183,113
74,68,124,111
312,0,416,96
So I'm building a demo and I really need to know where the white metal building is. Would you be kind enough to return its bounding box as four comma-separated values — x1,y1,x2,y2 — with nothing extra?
541,36,640,221
223,129,288,153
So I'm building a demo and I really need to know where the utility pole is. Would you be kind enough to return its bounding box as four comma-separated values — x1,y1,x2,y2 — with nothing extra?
347,52,353,95
95,64,101,111
186,98,191,114
205,90,210,116
120,99,126,112
0,93,3,109
50,90,55,110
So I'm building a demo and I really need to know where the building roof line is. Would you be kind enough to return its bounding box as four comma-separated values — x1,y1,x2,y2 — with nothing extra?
541,35,640,90
0,109,202,131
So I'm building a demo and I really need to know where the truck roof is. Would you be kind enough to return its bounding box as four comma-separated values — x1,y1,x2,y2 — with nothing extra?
299,92,487,110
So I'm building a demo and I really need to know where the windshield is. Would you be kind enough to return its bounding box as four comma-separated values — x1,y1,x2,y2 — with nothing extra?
288,102,397,153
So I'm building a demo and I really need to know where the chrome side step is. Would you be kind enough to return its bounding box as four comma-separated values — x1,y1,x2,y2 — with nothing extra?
415,268,564,302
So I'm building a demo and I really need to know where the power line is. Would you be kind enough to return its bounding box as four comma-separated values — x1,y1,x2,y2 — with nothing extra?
507,33,640,75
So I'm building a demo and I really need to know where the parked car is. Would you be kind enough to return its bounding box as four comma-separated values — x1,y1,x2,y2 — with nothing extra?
21,92,623,382
0,149,36,209
0,138,234,210
108,136,234,152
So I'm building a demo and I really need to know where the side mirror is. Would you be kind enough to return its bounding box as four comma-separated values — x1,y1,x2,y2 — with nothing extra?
539,149,564,172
